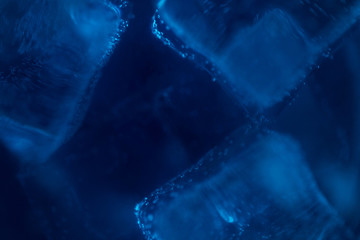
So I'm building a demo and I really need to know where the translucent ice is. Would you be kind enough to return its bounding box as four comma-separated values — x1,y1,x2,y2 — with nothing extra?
153,0,360,107
274,24,360,233
0,0,128,161
135,131,353,240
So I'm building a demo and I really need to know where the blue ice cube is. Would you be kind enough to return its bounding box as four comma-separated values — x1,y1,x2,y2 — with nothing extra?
135,131,354,239
273,23,360,234
0,0,129,161
153,0,360,107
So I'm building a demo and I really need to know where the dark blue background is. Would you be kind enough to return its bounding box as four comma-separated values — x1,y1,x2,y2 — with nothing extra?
1,1,359,239
0,1,246,239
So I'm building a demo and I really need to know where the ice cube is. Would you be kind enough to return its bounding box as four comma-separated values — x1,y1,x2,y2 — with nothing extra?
153,0,360,107
135,130,354,240
0,0,129,162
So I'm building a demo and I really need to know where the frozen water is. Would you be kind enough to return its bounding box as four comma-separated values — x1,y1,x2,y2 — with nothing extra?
273,23,360,234
153,0,360,107
0,0,128,161
135,130,354,240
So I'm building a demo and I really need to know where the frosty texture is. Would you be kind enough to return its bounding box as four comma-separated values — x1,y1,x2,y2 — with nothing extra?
153,0,360,107
0,0,128,161
136,131,353,240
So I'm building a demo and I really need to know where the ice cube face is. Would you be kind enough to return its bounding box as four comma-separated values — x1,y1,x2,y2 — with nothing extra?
153,0,360,107
0,0,128,161
135,131,353,240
